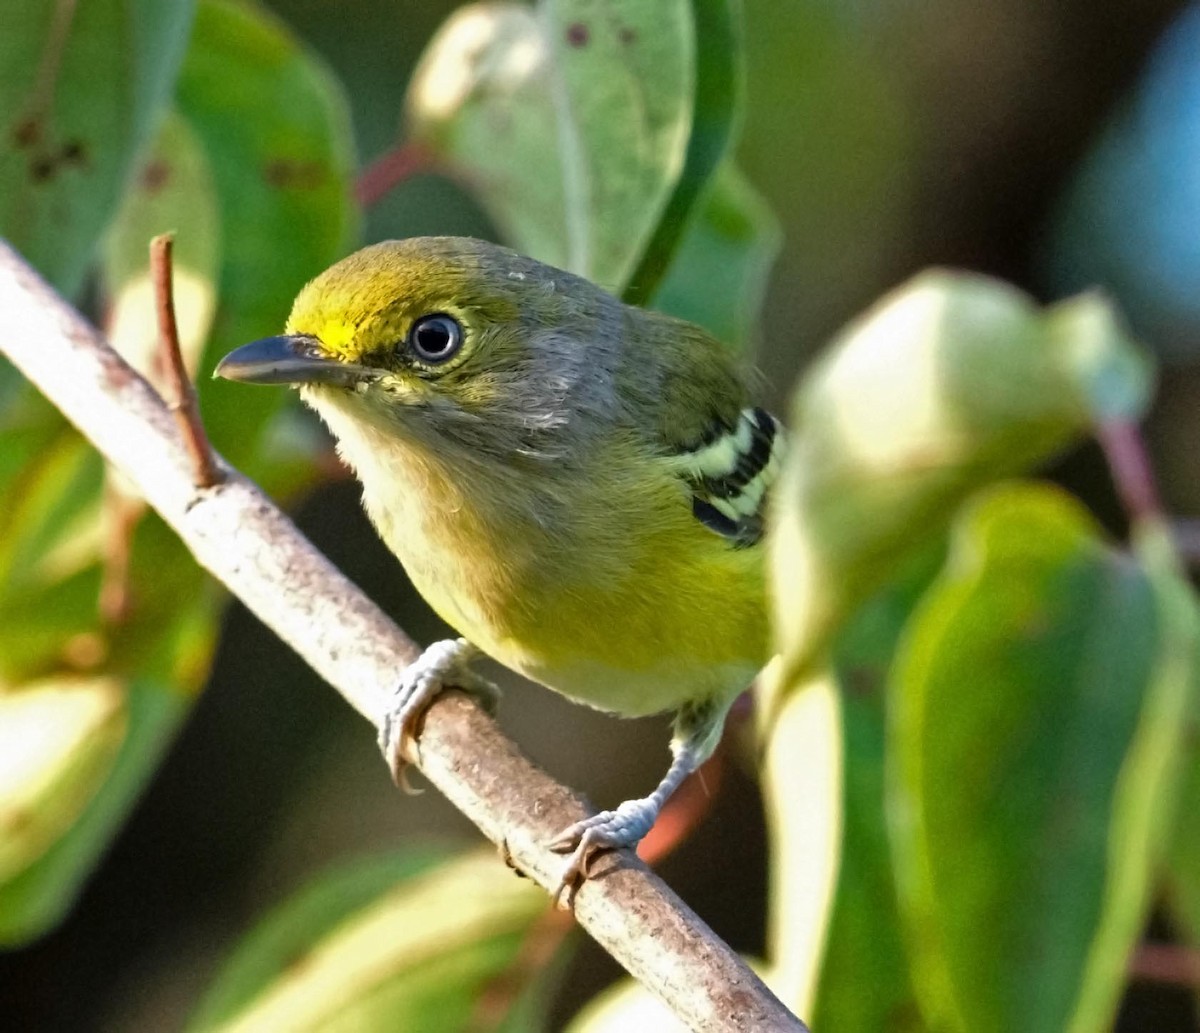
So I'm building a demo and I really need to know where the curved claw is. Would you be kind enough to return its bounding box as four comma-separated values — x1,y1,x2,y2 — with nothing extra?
548,799,662,904
553,838,598,907
395,764,424,796
377,675,442,783
377,638,500,783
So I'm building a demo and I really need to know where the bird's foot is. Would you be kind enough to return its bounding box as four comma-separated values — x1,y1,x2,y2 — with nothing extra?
378,637,500,785
548,796,661,905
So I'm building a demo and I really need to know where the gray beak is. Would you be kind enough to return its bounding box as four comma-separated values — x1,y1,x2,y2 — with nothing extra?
214,335,377,387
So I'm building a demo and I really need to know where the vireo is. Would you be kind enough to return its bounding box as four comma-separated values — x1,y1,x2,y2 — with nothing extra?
216,237,783,896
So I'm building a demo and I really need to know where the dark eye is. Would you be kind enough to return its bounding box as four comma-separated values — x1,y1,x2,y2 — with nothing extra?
408,313,463,364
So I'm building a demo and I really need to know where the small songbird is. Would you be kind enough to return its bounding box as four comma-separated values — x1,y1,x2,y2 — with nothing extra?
216,237,783,897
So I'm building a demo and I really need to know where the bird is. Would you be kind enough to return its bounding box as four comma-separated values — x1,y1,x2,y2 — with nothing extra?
215,236,783,899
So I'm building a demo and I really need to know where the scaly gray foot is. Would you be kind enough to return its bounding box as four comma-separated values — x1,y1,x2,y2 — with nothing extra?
548,795,665,898
549,694,735,903
378,637,500,783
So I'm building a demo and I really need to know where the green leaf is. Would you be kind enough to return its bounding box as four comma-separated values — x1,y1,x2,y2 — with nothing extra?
770,273,1153,688
1165,729,1200,944
0,454,220,946
1165,596,1200,943
0,678,186,944
407,0,720,295
0,427,222,945
190,848,550,1033
101,108,221,379
0,0,195,295
0,509,224,945
0,369,64,489
0,0,357,944
809,549,944,1033
811,685,923,1033
649,163,780,350
0,431,101,594
0,433,105,682
406,4,563,262
1087,518,1199,1025
104,509,222,682
0,676,126,883
189,849,449,1029
177,0,358,479
887,483,1193,1033
621,0,741,305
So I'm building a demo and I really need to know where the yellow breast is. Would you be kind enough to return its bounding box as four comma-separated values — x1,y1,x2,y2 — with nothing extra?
312,389,769,717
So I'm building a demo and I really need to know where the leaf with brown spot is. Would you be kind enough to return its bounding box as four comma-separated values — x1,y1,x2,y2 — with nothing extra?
0,0,195,295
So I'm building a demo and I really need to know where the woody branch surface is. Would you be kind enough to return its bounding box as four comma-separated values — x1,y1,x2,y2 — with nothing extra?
0,240,807,1033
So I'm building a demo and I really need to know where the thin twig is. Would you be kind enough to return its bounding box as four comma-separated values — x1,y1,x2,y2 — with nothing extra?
1096,419,1162,524
0,239,807,1033
98,479,142,624
150,233,221,489
1129,942,1200,986
354,140,435,208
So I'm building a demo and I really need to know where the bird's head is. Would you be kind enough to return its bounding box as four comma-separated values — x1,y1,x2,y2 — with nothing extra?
216,237,622,460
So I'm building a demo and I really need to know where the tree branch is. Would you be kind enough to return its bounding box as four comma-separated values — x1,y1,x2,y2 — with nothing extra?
0,240,807,1033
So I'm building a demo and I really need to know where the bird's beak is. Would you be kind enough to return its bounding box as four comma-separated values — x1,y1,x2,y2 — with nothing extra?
214,335,377,387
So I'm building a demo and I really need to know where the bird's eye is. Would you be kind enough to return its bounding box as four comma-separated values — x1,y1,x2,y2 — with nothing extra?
408,313,463,364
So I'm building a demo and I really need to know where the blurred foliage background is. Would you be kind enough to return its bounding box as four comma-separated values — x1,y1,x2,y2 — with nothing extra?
3,0,1200,1030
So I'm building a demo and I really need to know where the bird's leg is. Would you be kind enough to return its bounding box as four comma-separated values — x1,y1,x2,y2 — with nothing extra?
377,637,500,784
549,694,733,902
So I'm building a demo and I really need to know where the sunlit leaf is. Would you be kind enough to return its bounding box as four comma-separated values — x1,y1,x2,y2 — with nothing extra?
0,0,195,295
0,511,220,943
0,456,220,947
0,433,101,594
0,676,126,883
1045,292,1154,422
887,484,1193,1033
0,679,186,944
760,672,841,1019
406,4,566,266
190,849,549,1033
189,849,448,1028
407,0,731,297
770,274,1153,691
